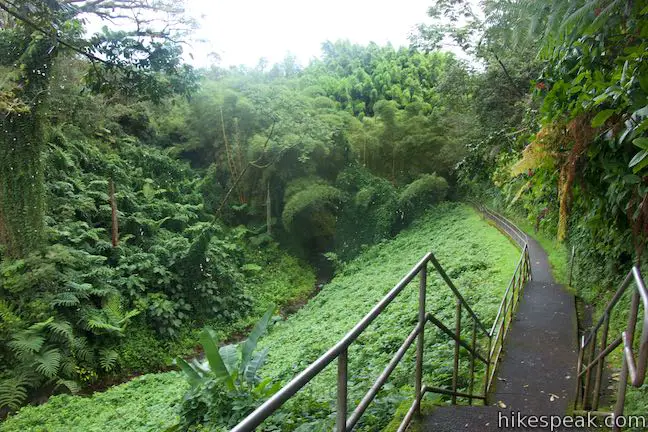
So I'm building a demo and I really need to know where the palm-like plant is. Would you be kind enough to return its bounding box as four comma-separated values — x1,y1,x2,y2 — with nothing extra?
174,305,280,429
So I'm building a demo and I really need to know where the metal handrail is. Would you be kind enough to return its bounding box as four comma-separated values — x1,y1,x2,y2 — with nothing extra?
231,205,532,432
487,244,531,390
231,252,432,432
574,265,648,431
468,202,532,390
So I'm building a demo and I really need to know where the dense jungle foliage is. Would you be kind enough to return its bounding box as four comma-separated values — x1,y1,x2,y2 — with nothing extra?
435,0,648,418
0,0,473,421
2,0,648,430
1,204,520,431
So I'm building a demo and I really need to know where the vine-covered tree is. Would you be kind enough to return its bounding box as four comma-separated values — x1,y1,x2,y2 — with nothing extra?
0,0,195,257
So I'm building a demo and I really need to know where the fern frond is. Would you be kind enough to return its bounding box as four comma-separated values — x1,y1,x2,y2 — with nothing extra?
86,317,123,333
34,348,62,378
104,295,122,320
56,378,80,394
59,358,76,377
72,337,93,362
0,377,28,410
8,332,45,357
27,317,54,332
46,320,74,342
0,299,21,325
558,1,596,35
99,348,119,372
50,292,81,307
118,309,140,326
65,281,94,296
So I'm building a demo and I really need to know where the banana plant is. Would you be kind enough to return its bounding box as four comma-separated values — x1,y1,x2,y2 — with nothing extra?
176,304,278,391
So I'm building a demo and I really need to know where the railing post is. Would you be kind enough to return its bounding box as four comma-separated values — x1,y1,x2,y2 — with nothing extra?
573,336,584,411
569,246,575,287
582,332,596,409
512,270,517,310
501,296,508,341
468,317,477,405
337,348,348,432
452,297,462,404
612,289,640,431
613,356,629,432
415,263,427,415
592,313,609,410
484,334,492,402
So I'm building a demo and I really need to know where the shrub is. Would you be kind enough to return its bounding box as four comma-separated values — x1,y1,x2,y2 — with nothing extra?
174,306,280,430
398,173,449,224
335,167,399,260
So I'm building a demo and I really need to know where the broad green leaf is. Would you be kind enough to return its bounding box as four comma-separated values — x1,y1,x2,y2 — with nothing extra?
176,357,203,386
241,304,275,372
199,329,234,389
630,150,648,173
638,118,648,135
244,347,269,384
218,344,239,374
633,138,648,150
592,93,610,106
591,109,615,127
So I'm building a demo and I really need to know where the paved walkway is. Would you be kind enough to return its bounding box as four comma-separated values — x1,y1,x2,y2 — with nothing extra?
421,217,583,431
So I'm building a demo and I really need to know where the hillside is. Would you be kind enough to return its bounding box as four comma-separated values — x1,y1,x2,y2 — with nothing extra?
1,203,519,431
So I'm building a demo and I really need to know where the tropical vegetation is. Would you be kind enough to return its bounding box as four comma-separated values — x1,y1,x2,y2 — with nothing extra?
2,0,648,430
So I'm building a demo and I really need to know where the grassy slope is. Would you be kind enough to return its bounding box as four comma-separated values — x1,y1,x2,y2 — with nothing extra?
1,203,520,431
261,202,520,430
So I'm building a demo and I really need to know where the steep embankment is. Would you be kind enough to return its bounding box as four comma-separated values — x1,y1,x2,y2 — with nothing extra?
1,203,520,432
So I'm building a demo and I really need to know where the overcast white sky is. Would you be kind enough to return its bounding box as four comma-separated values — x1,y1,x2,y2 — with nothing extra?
184,0,435,67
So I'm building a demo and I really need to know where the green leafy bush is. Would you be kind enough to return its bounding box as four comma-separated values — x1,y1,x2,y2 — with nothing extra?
335,167,399,259
174,306,281,430
398,174,449,224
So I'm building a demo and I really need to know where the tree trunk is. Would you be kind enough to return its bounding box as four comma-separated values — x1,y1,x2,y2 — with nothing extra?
0,37,53,257
0,110,46,258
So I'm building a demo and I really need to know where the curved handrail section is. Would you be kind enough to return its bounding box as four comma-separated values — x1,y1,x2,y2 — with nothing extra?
622,266,648,387
574,265,648,431
471,204,532,390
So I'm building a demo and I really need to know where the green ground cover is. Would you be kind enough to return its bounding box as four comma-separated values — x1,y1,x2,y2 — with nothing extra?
1,203,520,431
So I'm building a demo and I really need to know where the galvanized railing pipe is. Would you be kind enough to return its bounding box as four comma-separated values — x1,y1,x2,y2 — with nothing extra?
574,265,648,431
414,264,426,415
232,204,532,432
231,253,431,432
